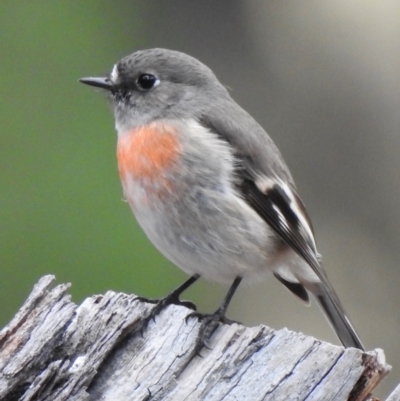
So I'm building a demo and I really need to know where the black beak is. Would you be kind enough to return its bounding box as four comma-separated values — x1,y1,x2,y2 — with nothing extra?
79,77,113,91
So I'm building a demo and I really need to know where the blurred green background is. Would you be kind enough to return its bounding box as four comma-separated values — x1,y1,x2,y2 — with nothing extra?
1,1,400,398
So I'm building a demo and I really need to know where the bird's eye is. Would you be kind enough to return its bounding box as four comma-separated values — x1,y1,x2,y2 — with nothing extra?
136,74,159,90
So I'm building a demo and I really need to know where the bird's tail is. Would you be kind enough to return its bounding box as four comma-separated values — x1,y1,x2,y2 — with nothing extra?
311,281,364,351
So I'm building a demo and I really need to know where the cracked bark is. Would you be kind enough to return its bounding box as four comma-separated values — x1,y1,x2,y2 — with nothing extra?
0,276,394,401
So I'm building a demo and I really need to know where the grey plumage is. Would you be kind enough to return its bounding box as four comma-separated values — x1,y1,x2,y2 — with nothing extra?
80,48,364,350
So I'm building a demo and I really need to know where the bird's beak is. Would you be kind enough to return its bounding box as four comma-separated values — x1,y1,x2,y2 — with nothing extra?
79,77,113,91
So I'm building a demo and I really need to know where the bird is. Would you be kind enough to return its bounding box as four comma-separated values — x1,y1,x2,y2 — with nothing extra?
79,48,364,351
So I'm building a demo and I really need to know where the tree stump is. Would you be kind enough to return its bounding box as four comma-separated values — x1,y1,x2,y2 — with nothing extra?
0,276,394,401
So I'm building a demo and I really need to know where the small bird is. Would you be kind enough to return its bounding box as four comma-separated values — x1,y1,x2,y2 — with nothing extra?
80,48,364,350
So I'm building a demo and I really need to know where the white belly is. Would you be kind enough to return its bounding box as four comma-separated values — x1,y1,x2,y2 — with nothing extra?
123,173,277,283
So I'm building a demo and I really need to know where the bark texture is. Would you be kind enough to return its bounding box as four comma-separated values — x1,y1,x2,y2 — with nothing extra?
0,276,393,401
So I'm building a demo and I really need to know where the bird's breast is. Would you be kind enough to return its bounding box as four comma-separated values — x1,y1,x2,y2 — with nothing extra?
116,122,181,207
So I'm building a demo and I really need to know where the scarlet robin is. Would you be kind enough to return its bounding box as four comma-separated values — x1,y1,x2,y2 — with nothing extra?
80,48,364,350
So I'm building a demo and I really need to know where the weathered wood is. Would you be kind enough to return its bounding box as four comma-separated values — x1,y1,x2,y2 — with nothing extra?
0,276,392,401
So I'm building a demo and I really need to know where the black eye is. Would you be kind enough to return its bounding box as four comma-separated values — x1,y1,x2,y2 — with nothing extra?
137,74,158,90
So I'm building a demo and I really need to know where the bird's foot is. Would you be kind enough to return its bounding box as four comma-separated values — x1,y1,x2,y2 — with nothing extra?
135,293,197,335
186,310,239,356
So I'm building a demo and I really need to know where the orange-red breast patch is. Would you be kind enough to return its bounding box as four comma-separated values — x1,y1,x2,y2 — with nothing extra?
117,122,180,190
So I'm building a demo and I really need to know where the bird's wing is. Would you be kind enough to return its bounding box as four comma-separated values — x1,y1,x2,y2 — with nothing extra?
199,105,325,285
239,177,320,278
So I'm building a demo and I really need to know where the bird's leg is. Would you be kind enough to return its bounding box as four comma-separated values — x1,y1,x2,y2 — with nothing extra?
135,274,200,333
186,276,242,354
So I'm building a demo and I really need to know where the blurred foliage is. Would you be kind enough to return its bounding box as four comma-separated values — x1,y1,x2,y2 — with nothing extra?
0,2,193,327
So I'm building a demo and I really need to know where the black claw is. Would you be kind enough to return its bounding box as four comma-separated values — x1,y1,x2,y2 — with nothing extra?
135,292,199,335
185,311,203,324
188,311,202,319
189,311,234,355
134,295,159,305
178,300,197,311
